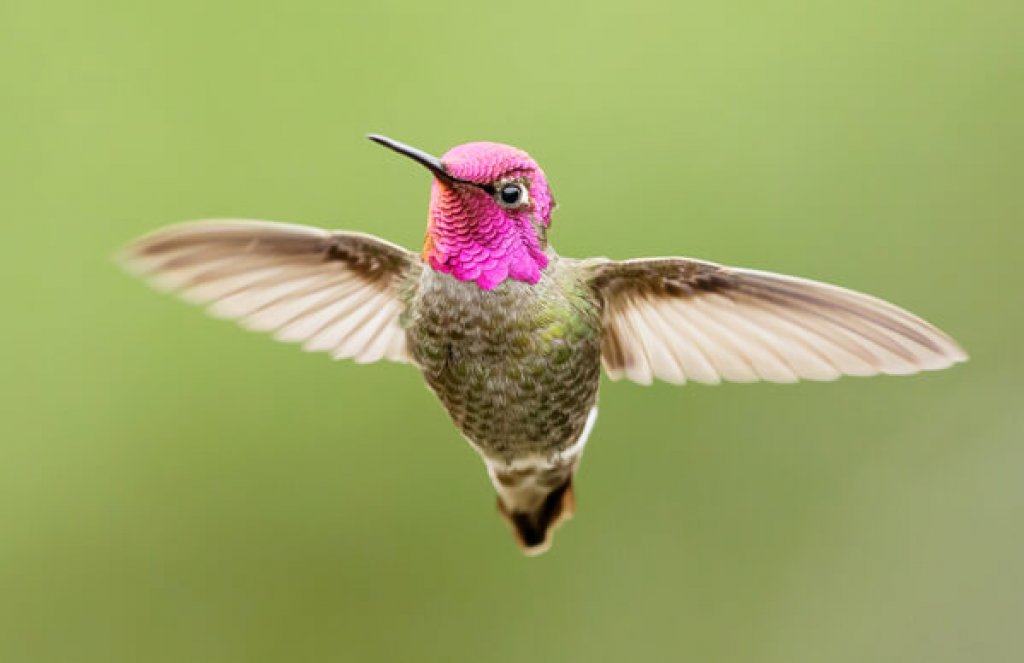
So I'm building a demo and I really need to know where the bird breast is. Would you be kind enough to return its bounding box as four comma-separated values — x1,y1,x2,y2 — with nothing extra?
404,259,603,462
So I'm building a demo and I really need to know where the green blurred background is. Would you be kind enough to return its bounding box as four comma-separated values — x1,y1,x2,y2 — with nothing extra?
2,1,1022,661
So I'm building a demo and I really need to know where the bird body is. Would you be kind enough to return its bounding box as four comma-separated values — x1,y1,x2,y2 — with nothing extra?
121,135,967,555
405,252,602,461
406,254,603,549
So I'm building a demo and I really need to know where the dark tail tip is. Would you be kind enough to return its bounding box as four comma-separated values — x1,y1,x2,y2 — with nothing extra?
497,478,575,556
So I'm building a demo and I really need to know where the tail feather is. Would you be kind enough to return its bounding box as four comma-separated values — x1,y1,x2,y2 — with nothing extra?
490,463,577,555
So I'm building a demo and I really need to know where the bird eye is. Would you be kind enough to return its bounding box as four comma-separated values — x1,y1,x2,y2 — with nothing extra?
496,183,529,208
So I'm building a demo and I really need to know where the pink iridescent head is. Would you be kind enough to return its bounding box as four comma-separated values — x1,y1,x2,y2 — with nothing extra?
369,134,556,290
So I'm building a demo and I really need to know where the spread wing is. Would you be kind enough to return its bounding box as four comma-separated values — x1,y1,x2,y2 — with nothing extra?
586,257,966,385
119,219,420,364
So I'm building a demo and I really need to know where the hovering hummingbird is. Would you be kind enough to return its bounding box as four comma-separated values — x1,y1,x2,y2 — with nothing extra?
121,135,966,555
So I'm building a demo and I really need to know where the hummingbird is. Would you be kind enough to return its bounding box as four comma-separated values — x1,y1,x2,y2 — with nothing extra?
120,135,966,555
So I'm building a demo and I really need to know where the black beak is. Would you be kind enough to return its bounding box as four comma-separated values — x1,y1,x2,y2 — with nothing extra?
368,134,474,186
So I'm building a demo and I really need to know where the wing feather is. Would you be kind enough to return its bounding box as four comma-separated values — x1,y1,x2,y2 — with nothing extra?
619,301,657,385
120,219,419,364
631,298,688,385
666,300,760,382
694,294,800,382
587,257,965,386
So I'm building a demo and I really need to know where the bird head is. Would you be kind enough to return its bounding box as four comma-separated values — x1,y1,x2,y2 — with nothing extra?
369,135,555,290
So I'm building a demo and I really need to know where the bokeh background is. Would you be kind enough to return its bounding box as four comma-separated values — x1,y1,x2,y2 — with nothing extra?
3,1,1022,661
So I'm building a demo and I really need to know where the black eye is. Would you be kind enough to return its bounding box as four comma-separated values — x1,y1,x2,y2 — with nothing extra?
493,182,528,209
500,184,522,205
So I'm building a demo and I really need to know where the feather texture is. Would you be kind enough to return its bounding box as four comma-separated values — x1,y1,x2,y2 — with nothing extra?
119,219,419,364
587,257,967,385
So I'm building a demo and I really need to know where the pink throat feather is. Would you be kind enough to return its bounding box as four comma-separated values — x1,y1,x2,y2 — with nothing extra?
422,142,555,291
